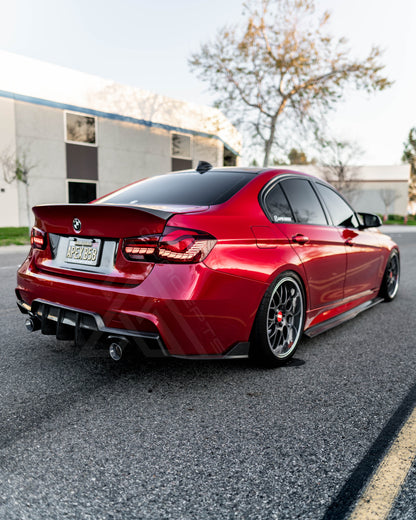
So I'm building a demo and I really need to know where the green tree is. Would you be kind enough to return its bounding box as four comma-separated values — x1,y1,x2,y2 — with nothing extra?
402,127,416,204
189,0,392,167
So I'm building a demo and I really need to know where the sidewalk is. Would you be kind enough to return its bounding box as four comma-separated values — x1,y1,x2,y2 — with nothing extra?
0,244,30,255
380,225,416,234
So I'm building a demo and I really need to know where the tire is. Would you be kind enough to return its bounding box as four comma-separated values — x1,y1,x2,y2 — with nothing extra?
250,272,305,367
379,249,400,302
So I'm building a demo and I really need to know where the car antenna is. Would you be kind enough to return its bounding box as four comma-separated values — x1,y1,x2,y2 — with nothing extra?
196,161,213,174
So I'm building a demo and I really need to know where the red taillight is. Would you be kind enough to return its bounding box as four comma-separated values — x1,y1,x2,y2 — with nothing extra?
30,227,47,250
122,227,216,264
158,228,216,263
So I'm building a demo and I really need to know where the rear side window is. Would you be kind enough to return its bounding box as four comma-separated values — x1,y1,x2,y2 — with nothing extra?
315,183,359,228
264,183,295,223
98,171,256,206
280,178,327,226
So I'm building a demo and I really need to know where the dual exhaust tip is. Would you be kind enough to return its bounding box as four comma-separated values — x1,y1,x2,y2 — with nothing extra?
24,317,130,361
108,336,130,361
25,317,41,332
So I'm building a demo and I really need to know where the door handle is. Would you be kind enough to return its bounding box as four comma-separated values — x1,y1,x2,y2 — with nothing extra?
292,234,309,245
345,238,354,247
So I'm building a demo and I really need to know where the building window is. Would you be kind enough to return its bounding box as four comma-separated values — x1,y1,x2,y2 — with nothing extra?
66,143,98,180
68,181,97,203
171,133,192,171
171,133,191,159
66,112,96,145
171,158,192,171
224,146,237,166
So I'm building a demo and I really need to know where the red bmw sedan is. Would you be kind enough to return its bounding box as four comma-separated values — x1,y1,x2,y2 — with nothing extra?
16,163,400,366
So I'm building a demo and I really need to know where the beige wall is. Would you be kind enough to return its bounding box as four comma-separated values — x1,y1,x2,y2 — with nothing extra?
192,135,222,168
14,101,67,226
98,119,223,198
352,182,409,216
98,119,171,197
0,98,19,227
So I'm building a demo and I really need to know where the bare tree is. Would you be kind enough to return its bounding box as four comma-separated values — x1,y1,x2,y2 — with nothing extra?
402,127,416,206
0,146,37,229
318,138,363,203
189,0,392,167
380,189,400,221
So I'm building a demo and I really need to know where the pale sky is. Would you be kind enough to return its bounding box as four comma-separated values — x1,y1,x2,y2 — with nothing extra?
0,0,414,165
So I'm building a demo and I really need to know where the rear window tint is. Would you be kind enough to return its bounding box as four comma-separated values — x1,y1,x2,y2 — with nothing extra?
280,178,327,226
98,171,256,206
264,183,295,223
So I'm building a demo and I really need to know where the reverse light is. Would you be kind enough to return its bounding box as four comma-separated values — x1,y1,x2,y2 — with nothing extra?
122,227,216,264
30,227,47,250
122,235,159,261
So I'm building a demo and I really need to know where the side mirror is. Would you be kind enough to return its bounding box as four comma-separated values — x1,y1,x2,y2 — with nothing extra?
358,212,382,229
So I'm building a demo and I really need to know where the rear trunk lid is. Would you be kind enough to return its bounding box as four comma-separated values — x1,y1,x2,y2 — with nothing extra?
31,203,207,285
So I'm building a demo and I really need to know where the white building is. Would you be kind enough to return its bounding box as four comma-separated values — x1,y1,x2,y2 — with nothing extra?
0,51,241,227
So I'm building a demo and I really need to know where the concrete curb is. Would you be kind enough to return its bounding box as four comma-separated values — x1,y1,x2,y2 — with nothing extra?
0,245,30,255
380,226,416,234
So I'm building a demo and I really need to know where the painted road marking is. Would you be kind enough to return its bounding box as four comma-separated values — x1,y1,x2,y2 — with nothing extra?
349,404,416,520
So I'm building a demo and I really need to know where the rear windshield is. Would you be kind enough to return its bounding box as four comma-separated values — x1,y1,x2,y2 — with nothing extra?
97,170,256,206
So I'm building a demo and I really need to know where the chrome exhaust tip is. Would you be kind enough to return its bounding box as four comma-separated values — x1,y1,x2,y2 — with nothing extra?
108,336,129,361
25,317,40,332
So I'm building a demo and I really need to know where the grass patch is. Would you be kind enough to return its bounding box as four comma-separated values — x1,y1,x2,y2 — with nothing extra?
381,214,416,225
0,227,30,246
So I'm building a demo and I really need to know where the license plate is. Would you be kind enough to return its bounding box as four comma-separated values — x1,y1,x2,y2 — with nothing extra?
65,238,101,266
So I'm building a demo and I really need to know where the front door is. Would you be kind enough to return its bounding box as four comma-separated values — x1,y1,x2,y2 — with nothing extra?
314,182,383,300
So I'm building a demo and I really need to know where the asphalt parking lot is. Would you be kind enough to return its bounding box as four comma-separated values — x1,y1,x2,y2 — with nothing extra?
1,230,415,520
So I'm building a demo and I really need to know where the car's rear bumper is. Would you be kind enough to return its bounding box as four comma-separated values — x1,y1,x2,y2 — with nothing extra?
16,255,267,357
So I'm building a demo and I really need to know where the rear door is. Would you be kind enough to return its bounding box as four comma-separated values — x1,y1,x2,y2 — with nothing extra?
264,177,347,311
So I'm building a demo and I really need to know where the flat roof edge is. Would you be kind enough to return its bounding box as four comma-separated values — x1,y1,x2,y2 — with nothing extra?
0,89,240,157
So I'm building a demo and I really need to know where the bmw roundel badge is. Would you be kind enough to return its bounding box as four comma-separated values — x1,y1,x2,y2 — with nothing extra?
73,218,82,233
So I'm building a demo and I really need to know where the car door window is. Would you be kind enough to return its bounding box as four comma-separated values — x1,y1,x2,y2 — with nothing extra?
280,178,327,225
264,183,295,223
315,183,359,228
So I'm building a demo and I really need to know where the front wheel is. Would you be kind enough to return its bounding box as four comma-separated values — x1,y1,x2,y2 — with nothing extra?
379,249,400,301
250,272,305,367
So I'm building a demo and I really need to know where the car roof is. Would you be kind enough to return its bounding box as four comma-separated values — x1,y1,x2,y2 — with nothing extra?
170,166,266,175
171,165,323,177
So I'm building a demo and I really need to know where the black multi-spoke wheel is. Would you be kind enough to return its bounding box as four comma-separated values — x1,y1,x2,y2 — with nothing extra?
250,272,305,367
380,249,400,301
